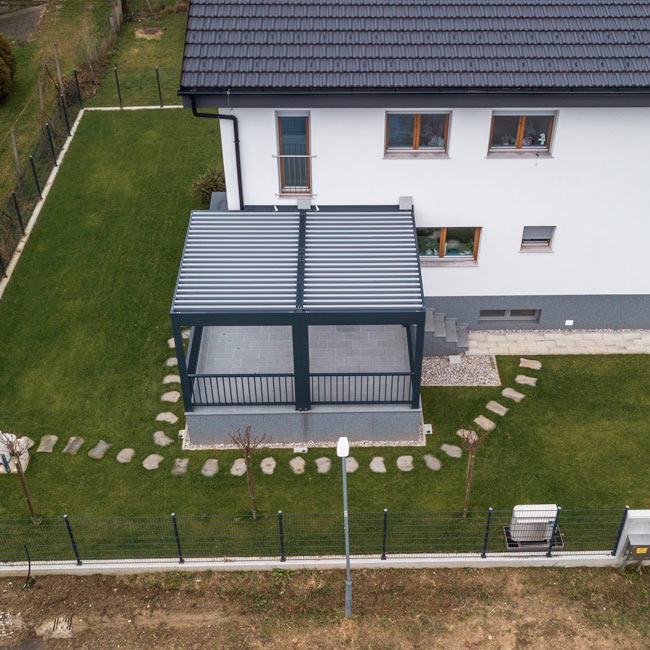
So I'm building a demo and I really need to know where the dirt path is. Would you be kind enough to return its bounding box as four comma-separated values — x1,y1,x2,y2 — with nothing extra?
1,567,649,649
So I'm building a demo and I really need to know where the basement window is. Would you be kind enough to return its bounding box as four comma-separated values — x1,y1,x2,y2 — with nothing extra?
479,309,541,322
521,226,555,252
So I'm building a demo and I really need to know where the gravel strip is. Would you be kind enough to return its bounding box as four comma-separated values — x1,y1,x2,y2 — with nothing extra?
421,354,501,386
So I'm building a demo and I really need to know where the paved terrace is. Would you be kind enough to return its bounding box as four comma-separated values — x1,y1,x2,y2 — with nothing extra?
468,330,650,355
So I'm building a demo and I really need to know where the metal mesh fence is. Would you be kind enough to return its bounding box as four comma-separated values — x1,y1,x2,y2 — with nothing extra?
0,507,628,566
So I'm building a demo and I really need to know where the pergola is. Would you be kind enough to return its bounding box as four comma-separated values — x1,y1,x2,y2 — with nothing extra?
170,206,425,412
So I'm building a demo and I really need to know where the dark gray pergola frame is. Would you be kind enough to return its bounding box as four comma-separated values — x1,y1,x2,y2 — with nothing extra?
171,206,426,412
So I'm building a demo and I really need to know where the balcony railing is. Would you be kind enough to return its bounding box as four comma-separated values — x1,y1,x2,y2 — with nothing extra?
190,374,295,406
276,154,312,194
310,372,413,405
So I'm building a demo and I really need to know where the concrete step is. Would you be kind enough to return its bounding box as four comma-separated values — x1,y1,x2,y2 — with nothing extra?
425,309,435,332
433,312,447,337
445,318,458,343
456,323,469,349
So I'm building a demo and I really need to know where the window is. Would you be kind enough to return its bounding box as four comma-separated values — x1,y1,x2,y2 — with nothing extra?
386,113,449,152
417,227,481,260
479,308,540,321
489,114,554,151
277,114,311,193
521,226,555,251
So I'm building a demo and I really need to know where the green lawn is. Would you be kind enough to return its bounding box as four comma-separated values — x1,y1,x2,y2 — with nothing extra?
0,110,649,524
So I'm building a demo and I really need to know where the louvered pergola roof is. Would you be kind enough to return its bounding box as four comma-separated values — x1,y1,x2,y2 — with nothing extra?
171,208,424,319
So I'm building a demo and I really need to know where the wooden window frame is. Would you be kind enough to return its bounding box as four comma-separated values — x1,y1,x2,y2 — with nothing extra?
488,114,555,152
277,115,311,194
417,227,481,261
385,112,450,152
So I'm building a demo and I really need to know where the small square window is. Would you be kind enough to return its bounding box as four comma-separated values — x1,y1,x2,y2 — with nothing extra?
386,113,449,152
521,226,555,251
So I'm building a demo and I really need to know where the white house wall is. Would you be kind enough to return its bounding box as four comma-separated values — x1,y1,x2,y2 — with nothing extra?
218,106,650,300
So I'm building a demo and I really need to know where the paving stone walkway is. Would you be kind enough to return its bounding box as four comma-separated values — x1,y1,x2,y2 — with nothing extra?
468,329,650,355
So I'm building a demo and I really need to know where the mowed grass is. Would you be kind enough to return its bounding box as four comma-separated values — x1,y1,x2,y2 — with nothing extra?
1,110,649,521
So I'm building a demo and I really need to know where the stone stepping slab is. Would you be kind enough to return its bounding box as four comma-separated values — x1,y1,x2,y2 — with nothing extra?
290,457,306,474
345,457,359,473
161,391,181,403
62,436,84,455
153,431,174,447
441,443,462,459
369,456,386,473
474,415,496,432
502,387,526,403
36,435,58,453
156,412,178,425
515,374,538,387
167,337,176,349
88,440,111,460
202,459,219,477
116,448,135,464
182,329,191,340
230,458,246,476
143,454,164,470
166,357,178,367
162,374,180,385
171,458,189,476
486,400,509,417
396,455,414,471
261,457,276,475
21,437,35,450
458,429,479,444
423,454,442,471
315,457,331,474
520,357,542,370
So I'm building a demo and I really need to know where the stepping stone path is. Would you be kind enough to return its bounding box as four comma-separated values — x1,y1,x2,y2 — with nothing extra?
171,458,189,476
201,459,219,477
502,387,526,403
153,431,174,447
116,448,135,464
161,391,181,403
182,329,191,339
441,444,462,459
315,457,331,474
88,440,111,460
260,457,276,475
423,454,442,471
143,454,164,470
168,337,175,349
36,435,58,453
520,357,542,370
166,357,178,367
62,436,85,455
163,374,180,385
156,412,178,425
369,456,387,473
456,428,476,440
474,415,496,432
230,458,247,477
290,457,306,474
396,455,414,472
458,430,479,444
21,437,35,450
486,400,509,417
345,457,359,473
515,374,538,387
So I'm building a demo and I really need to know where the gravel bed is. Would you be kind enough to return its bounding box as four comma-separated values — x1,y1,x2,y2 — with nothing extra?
422,354,501,386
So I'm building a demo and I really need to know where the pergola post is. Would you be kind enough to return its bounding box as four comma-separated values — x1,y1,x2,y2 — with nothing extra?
292,318,311,411
172,318,194,413
410,315,425,409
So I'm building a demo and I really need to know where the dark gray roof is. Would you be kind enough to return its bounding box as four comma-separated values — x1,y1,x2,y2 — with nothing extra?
180,0,650,92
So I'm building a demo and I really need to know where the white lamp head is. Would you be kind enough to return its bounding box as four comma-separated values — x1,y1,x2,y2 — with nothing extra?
336,436,350,458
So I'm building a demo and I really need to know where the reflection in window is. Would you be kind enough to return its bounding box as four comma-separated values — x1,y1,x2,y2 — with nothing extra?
490,114,554,150
386,113,449,151
417,227,480,260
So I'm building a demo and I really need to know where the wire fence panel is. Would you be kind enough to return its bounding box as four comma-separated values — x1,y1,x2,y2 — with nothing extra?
0,508,628,566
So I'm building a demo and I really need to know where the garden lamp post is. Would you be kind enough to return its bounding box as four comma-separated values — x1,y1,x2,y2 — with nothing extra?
336,436,352,618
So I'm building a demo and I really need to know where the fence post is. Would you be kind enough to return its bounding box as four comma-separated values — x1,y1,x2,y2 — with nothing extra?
381,508,388,560
546,506,561,558
29,156,42,199
60,95,70,135
63,514,82,565
481,507,493,558
278,510,286,561
170,512,184,563
44,123,57,166
155,67,163,107
612,505,630,556
73,69,83,108
11,192,24,233
114,67,123,109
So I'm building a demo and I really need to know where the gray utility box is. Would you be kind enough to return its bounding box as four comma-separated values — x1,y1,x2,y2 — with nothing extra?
625,534,650,562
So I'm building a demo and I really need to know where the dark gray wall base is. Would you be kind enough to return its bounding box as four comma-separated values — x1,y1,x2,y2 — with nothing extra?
425,294,650,330
186,405,423,446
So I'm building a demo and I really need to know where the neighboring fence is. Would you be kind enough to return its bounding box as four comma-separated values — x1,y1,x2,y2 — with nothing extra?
0,507,628,566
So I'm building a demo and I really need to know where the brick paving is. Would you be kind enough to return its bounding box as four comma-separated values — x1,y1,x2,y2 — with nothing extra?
467,329,650,355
